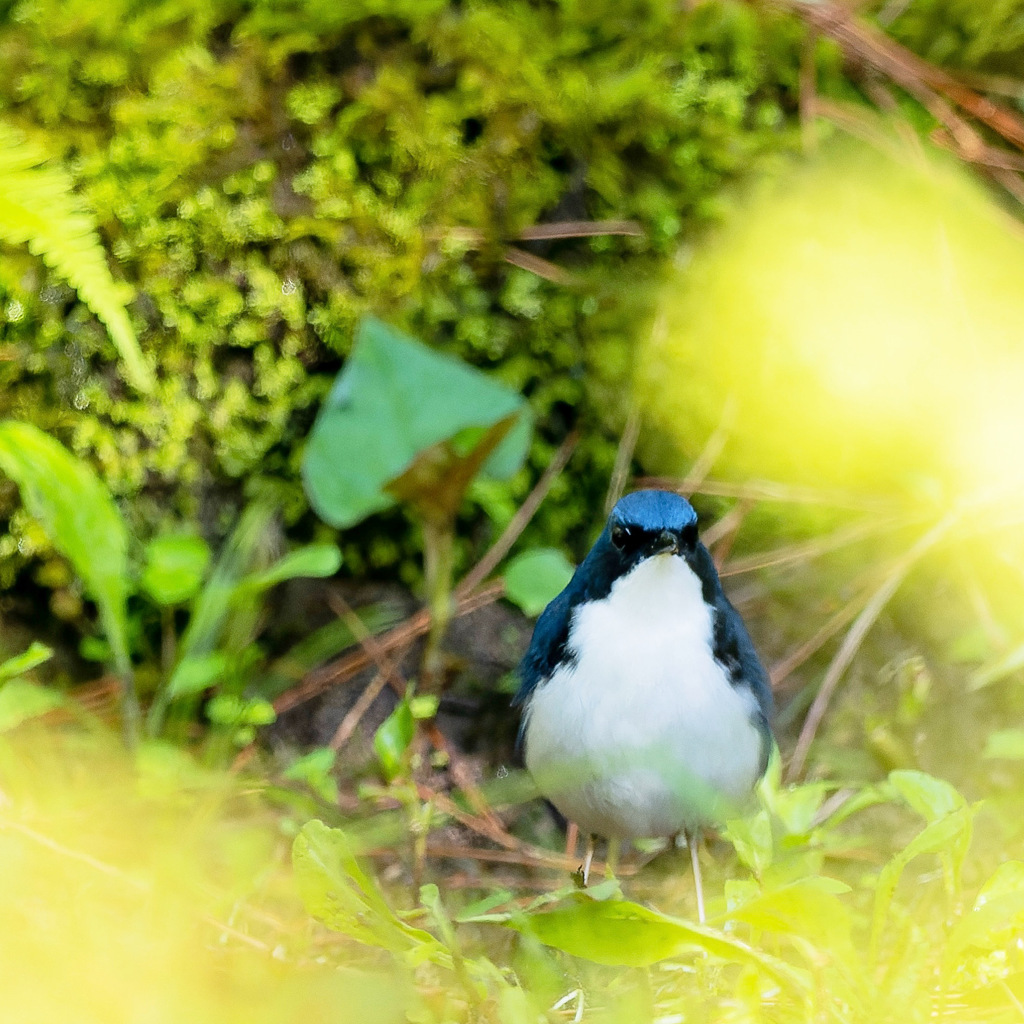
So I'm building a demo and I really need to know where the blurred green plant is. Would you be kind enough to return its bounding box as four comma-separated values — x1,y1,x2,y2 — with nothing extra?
287,761,1024,1022
0,419,139,736
0,640,62,732
0,420,341,744
303,317,530,685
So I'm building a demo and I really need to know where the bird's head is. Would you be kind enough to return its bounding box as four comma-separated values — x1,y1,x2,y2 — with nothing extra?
605,489,699,565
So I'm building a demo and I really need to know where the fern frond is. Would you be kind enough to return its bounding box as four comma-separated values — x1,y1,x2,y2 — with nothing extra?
0,122,154,393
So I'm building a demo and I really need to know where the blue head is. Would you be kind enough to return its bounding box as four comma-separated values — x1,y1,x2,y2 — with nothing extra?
605,489,699,567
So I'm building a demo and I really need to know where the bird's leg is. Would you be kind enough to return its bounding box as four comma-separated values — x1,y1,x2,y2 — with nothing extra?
565,821,579,860
605,837,621,878
582,833,595,886
688,829,706,924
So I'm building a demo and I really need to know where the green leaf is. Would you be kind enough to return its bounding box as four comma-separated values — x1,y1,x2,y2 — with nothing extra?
0,122,153,392
887,769,965,822
0,422,131,676
141,533,211,606
871,805,974,957
722,808,774,876
503,548,574,616
945,862,1024,963
283,747,339,804
727,877,856,965
0,641,53,684
374,698,415,782
982,729,1024,760
0,679,64,731
488,892,810,992
302,317,531,528
292,820,441,956
243,543,342,591
167,652,228,698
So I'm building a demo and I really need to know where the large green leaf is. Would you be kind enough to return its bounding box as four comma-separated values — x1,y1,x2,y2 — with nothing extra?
0,422,131,675
472,891,809,993
292,819,442,956
303,317,531,528
0,122,153,392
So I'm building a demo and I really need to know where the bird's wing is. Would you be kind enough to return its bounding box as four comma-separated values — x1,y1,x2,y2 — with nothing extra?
712,589,775,773
513,586,576,709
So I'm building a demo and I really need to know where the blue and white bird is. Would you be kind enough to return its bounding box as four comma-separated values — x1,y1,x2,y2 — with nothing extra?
514,489,773,920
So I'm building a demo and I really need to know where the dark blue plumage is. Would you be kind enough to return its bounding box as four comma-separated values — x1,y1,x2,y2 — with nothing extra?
513,489,775,912
515,489,773,751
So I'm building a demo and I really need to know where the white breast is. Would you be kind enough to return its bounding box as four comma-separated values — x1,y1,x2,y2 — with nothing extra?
523,554,764,839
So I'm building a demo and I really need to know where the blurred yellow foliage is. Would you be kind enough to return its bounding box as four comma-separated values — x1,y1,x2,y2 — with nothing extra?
0,727,405,1024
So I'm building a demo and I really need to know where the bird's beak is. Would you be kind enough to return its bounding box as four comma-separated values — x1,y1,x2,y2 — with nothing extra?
652,529,680,555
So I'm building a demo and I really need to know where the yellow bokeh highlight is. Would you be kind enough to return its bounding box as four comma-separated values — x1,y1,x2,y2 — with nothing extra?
640,143,1024,505
0,727,405,1024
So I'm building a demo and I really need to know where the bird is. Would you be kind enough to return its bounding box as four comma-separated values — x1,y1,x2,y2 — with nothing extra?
514,488,773,921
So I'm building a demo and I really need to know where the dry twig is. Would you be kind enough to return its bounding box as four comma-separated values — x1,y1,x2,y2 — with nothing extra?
786,511,960,781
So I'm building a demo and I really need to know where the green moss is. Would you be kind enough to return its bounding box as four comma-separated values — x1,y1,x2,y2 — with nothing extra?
0,0,817,592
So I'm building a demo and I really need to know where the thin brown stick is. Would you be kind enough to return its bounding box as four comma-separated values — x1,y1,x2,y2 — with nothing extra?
769,587,870,688
430,220,644,244
273,580,505,714
421,724,502,829
325,589,410,750
679,400,736,496
703,499,752,551
604,409,641,514
329,669,390,750
456,430,579,596
516,220,644,240
719,516,903,577
640,475,897,512
786,512,960,781
788,0,1024,152
415,781,519,852
503,247,577,286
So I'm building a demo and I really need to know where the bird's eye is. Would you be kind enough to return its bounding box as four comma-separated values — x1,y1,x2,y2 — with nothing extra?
610,523,629,548
681,522,698,549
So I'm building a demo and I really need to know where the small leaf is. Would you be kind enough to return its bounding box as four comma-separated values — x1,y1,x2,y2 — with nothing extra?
887,769,965,822
0,679,64,731
503,549,574,616
409,694,439,720
946,862,1024,962
374,699,415,781
244,543,342,591
983,729,1024,760
0,641,53,683
723,808,774,876
141,533,211,606
292,820,441,955
283,747,339,803
167,652,228,698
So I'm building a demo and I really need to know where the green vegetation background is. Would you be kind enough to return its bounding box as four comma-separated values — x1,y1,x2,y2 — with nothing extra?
4,2,1024,1021
0,0,817,592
